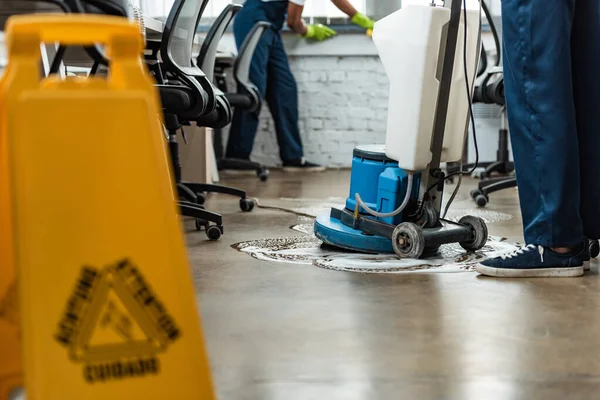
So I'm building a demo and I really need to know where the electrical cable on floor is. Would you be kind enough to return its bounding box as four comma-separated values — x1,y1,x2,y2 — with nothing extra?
248,197,317,219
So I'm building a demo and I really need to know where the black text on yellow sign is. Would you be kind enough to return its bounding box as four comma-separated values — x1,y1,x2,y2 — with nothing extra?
55,259,182,384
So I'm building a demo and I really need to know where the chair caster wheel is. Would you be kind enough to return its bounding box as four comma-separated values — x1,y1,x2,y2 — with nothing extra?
240,198,255,212
195,219,208,231
196,192,206,205
257,168,269,182
474,194,488,207
206,225,223,241
590,239,600,259
470,189,482,199
458,215,488,252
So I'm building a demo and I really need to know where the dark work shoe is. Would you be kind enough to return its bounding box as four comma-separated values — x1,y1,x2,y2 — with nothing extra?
476,243,587,278
282,158,326,173
219,160,258,176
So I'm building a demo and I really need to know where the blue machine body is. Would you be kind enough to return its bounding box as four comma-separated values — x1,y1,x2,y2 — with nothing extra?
314,145,422,253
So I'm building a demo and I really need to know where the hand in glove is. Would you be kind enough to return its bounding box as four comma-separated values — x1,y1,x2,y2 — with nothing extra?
303,24,337,41
351,12,375,30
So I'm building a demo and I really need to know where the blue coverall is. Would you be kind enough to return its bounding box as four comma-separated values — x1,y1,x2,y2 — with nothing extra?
503,0,600,248
226,0,304,162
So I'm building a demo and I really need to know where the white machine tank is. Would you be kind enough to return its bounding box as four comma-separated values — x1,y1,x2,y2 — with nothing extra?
372,1,481,172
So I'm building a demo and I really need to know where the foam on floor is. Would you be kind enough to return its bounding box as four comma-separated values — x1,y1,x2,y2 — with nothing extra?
233,223,519,274
234,198,519,274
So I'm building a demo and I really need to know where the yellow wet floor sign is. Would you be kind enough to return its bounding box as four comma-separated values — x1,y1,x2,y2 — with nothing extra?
2,15,215,399
0,29,21,399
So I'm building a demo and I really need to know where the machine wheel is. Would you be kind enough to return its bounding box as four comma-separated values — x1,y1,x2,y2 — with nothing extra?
392,222,425,259
590,239,600,259
195,219,208,231
240,198,255,212
474,194,488,207
196,192,206,205
458,215,488,252
206,225,223,241
257,168,269,182
470,189,482,199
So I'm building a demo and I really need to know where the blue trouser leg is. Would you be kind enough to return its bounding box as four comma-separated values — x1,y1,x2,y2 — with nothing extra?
572,0,600,240
227,7,304,162
226,19,271,160
265,33,304,162
502,0,596,247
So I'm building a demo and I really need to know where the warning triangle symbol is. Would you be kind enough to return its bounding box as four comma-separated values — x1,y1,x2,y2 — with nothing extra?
69,268,165,364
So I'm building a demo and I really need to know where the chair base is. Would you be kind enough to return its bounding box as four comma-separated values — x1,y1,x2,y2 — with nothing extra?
178,200,224,240
218,158,270,182
181,181,256,212
470,176,517,207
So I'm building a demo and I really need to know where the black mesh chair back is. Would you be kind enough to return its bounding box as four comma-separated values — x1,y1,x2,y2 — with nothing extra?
197,3,242,83
162,0,208,77
0,1,69,75
161,0,215,116
226,21,269,113
0,0,68,28
64,0,131,66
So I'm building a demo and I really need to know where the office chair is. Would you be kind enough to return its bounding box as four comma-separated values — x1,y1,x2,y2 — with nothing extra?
155,0,235,239
0,0,70,75
66,0,229,240
209,22,271,182
63,0,133,75
468,67,516,208
180,3,261,209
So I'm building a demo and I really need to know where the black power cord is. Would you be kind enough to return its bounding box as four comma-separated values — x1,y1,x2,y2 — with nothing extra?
481,0,500,66
417,0,482,220
411,0,490,222
443,0,480,183
424,0,480,196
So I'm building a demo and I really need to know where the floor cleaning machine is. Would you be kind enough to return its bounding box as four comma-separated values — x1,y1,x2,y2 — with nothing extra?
314,0,488,259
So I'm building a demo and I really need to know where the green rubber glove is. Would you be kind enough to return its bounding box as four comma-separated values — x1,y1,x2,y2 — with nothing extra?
303,24,337,41
351,12,375,30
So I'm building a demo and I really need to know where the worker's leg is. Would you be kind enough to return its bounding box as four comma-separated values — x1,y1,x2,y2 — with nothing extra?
226,22,273,160
264,32,304,163
571,0,600,241
502,0,583,248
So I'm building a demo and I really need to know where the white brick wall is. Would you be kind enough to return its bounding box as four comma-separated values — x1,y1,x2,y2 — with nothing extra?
221,53,504,168
222,55,390,168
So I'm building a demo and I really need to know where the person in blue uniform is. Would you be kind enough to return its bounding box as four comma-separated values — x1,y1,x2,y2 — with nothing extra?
226,0,374,172
476,0,599,277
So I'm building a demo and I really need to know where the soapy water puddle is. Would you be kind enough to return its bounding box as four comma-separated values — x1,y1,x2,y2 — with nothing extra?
233,224,519,274
236,198,518,274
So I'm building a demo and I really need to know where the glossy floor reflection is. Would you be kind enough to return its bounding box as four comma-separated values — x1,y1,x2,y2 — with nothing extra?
187,170,600,400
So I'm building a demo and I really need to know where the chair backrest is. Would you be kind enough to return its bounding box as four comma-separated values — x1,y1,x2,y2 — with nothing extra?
0,1,69,75
197,3,242,83
234,21,269,89
0,0,68,28
64,0,131,65
161,0,210,79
